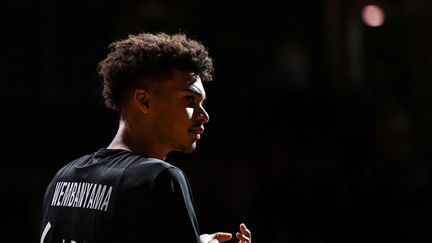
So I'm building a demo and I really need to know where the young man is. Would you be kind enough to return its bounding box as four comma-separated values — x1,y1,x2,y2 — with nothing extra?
40,32,252,243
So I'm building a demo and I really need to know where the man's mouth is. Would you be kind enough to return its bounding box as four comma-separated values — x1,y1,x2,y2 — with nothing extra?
189,126,204,140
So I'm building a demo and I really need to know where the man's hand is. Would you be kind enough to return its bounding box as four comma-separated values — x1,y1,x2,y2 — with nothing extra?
236,223,251,243
200,232,232,243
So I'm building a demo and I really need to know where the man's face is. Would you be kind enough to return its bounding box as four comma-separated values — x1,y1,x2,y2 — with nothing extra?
148,70,209,154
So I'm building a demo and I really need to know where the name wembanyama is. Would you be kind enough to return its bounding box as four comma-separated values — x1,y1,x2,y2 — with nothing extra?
50,182,113,212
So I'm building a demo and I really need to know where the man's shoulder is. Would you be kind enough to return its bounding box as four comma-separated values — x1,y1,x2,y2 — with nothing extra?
59,149,173,170
51,149,185,187
124,157,182,181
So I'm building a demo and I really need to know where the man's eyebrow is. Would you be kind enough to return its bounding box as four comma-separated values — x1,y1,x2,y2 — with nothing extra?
183,87,206,99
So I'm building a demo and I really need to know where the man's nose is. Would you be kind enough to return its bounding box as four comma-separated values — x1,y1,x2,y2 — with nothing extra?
197,106,209,123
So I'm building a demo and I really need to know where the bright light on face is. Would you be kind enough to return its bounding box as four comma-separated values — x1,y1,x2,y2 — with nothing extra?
362,5,385,27
186,107,194,119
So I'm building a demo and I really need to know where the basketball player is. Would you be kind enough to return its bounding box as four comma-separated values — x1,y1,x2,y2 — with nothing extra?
40,32,252,243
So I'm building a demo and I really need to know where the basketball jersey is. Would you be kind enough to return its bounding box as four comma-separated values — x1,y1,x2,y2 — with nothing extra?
40,148,200,243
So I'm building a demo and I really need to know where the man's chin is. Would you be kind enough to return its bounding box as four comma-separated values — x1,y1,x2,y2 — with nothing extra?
176,143,197,153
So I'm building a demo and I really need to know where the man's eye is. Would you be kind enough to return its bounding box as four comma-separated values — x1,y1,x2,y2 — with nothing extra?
185,96,195,103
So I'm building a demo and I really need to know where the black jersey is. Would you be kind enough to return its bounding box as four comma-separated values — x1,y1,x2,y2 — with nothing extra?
40,148,200,243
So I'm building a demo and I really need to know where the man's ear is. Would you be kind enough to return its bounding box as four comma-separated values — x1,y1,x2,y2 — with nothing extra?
133,89,151,114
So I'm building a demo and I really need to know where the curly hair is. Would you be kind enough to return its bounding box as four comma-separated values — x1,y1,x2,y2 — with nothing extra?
97,32,214,111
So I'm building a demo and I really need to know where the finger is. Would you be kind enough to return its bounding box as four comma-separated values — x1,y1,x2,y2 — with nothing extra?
214,232,232,242
236,232,251,242
240,223,251,237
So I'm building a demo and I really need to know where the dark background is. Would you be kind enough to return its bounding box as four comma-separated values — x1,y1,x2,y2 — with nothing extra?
2,0,432,242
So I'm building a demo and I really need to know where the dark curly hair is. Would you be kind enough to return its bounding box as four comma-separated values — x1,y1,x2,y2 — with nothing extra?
97,32,214,111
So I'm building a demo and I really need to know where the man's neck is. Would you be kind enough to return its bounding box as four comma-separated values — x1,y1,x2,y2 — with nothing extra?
107,119,168,160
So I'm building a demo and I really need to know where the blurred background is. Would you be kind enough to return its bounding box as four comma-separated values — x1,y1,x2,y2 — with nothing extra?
2,0,432,242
